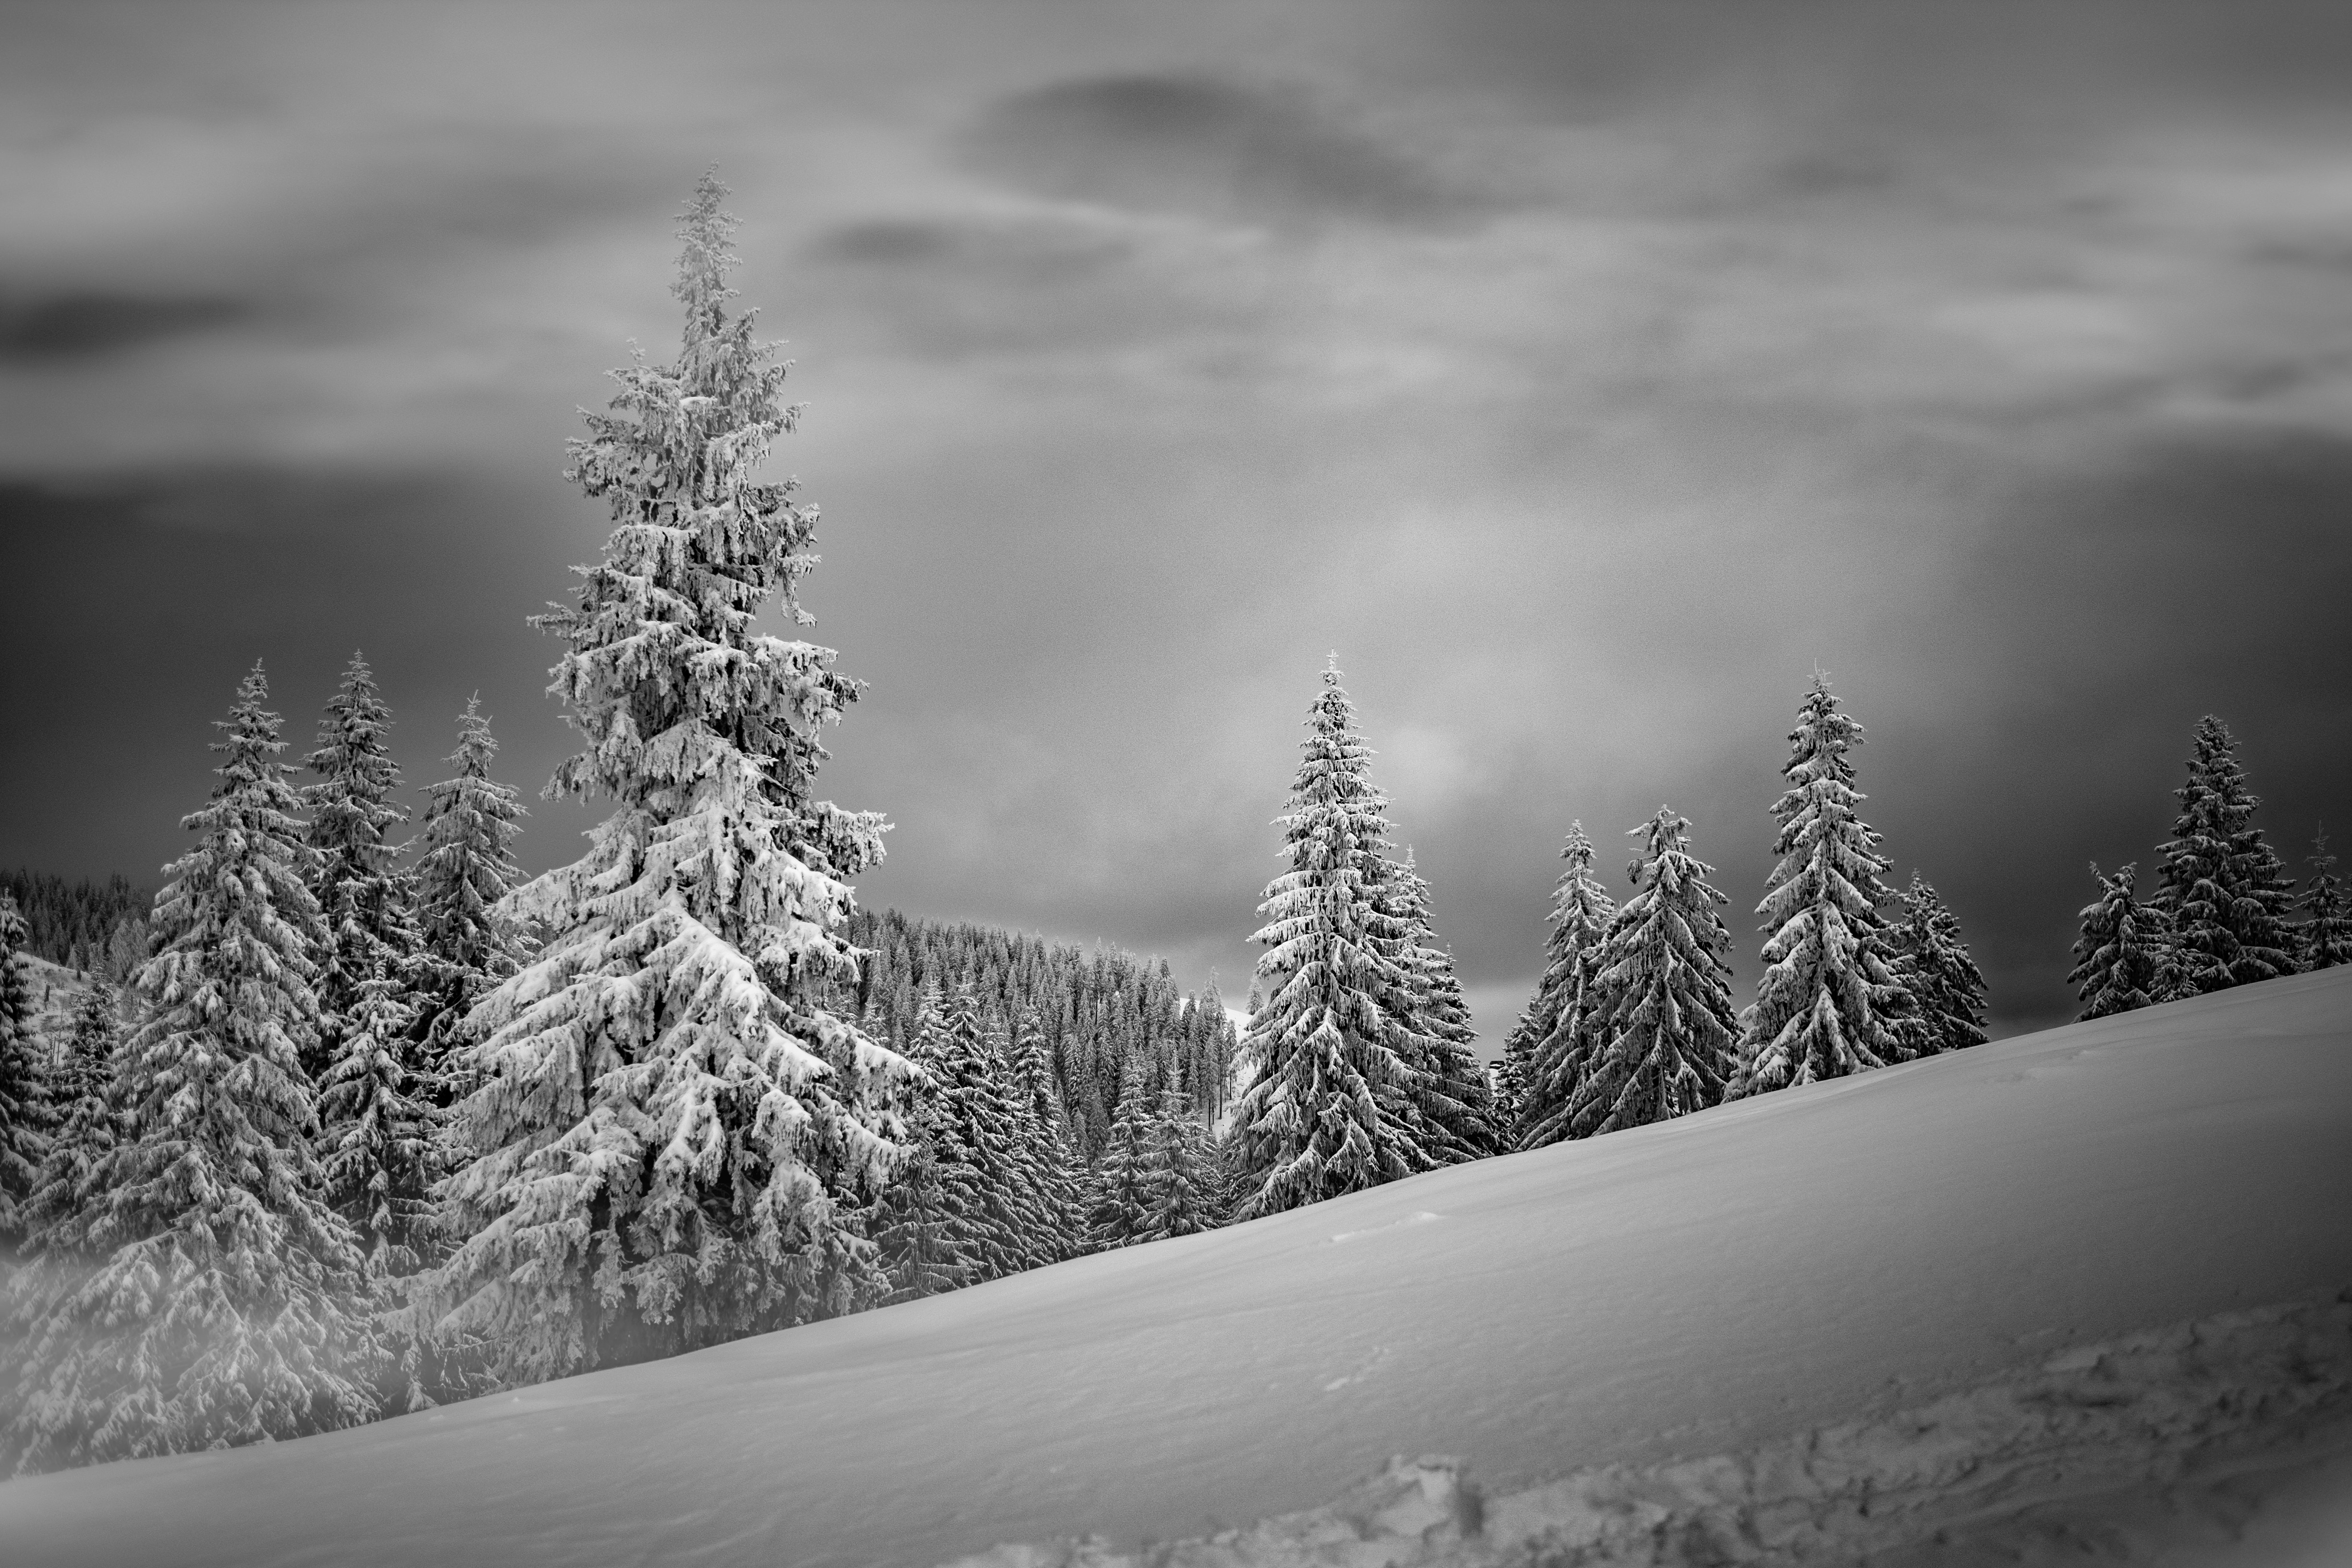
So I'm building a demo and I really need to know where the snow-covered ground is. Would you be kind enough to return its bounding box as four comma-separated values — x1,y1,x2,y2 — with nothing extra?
7,968,2351,1567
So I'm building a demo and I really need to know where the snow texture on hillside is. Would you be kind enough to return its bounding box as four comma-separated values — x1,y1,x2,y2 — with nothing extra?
5,968,2351,1568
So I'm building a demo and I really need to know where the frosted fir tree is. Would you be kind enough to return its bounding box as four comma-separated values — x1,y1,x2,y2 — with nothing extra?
305,651,419,1083
0,893,45,1252
1887,871,1988,1056
1380,849,1500,1165
1733,675,1908,1097
1511,822,1617,1152
2068,862,2173,1019
408,698,529,1101
1232,661,1430,1219
318,971,437,1277
1137,1087,1222,1243
2299,832,2350,971
1005,1005,1084,1265
925,986,1039,1282
1085,1055,1158,1249
5,666,377,1474
875,999,973,1302
418,175,914,1384
2154,716,2298,992
19,983,122,1252
1563,807,1739,1137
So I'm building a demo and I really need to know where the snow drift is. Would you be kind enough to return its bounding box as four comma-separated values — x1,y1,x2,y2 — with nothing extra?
6,968,2351,1567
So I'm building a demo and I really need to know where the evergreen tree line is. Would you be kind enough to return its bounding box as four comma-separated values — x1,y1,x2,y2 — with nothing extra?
0,870,150,987
822,907,1238,1161
0,174,1245,1475
1230,666,1990,1219
2067,715,2347,1018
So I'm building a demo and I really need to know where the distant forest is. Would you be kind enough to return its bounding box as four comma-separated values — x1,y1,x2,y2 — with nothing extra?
1,868,1233,1160
825,908,1238,1159
0,869,149,974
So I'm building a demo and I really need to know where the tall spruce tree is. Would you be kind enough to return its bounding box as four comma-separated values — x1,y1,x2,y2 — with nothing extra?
1564,807,1739,1137
1383,849,1501,1164
0,893,44,1253
1511,822,1617,1152
408,698,528,1101
417,175,913,1386
1888,871,1988,1056
1231,661,1429,1219
2154,716,2297,992
5,665,376,1473
305,651,417,1084
1734,675,1908,1096
2299,831,2350,971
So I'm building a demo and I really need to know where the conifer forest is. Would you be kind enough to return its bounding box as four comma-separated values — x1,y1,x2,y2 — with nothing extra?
4,12,2352,1561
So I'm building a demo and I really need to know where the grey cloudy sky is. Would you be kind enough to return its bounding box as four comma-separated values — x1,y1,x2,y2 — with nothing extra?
4,0,2350,1041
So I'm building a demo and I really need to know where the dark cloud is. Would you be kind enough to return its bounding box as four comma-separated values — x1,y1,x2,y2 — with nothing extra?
964,74,1492,232
1851,429,2352,1032
0,468,602,888
0,293,246,362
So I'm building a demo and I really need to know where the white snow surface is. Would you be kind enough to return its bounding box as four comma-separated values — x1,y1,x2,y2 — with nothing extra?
7,968,2352,1567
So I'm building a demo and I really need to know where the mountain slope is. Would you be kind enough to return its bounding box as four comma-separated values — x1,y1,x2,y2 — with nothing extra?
6,969,2351,1567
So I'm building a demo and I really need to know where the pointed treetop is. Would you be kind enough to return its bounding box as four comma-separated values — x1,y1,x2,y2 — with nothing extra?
673,167,741,330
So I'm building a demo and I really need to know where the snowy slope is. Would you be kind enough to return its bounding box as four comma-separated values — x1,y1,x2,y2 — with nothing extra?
7,969,2352,1567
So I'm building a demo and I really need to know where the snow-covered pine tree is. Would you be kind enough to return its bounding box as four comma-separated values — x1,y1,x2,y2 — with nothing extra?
2154,716,2298,992
19,983,121,1253
1382,848,1501,1165
318,970,436,1278
1231,661,1429,1219
0,893,45,1254
419,176,913,1385
1085,1054,1158,1249
4,665,376,1473
1511,822,1617,1152
1137,1087,1221,1243
2068,863,2172,1019
926,985,1040,1282
305,651,418,1084
1006,1004,1083,1264
1733,675,1909,1096
1888,871,1988,1056
1563,806,1739,1137
875,996,972,1302
408,698,528,1105
2299,831,2350,971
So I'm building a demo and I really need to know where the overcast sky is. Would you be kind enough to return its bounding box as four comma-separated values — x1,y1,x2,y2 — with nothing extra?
4,0,2350,1042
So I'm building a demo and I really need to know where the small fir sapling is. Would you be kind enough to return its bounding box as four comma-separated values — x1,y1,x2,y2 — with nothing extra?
2295,830,2349,971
